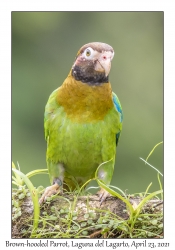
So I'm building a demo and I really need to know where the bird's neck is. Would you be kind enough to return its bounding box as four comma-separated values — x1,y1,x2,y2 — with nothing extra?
57,72,113,123
72,64,109,85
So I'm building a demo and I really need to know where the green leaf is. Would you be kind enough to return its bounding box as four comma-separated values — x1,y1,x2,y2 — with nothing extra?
82,231,88,235
48,216,57,220
73,225,79,230
12,162,23,186
16,210,22,217
13,200,19,208
51,206,55,211
151,219,158,225
18,193,25,199
84,214,89,219
87,219,93,225
80,222,87,227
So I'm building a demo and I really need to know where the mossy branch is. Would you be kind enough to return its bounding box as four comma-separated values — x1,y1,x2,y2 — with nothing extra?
12,188,163,239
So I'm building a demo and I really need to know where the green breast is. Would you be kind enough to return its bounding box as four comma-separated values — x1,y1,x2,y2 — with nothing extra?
46,105,120,184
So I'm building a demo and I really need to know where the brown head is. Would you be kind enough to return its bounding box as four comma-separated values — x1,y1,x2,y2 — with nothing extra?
71,42,114,85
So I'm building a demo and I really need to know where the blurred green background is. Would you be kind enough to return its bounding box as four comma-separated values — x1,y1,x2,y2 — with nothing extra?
12,12,163,194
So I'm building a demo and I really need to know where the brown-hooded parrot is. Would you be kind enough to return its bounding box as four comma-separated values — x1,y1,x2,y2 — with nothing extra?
39,42,123,204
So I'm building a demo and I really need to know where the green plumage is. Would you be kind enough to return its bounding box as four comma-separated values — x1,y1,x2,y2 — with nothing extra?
45,87,122,190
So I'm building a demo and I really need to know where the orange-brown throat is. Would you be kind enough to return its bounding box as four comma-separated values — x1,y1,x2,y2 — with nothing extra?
57,72,113,123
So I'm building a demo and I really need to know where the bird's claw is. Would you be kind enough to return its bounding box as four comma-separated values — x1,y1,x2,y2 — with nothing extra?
97,188,110,205
39,183,60,204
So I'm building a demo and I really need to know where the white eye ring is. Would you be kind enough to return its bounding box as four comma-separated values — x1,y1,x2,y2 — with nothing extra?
84,47,94,59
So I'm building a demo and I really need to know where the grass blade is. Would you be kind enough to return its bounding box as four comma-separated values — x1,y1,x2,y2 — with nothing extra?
12,168,40,236
157,173,163,200
97,179,134,215
135,189,163,216
146,141,163,162
140,158,163,177
26,169,48,179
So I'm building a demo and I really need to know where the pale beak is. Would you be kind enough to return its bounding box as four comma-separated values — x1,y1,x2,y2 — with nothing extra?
94,51,114,76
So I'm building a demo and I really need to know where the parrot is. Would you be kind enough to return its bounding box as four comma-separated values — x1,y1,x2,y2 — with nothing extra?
39,42,123,204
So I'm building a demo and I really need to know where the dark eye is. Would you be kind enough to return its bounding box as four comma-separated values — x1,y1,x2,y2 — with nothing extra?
86,49,91,57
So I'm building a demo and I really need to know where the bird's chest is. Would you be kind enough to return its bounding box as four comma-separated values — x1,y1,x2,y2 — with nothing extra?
57,80,114,123
47,80,120,175
48,106,118,171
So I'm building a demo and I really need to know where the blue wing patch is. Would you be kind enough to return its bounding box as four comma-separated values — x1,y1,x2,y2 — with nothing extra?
112,93,123,146
112,94,123,122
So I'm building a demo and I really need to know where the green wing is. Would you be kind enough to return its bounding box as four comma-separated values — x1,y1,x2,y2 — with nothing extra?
44,88,60,143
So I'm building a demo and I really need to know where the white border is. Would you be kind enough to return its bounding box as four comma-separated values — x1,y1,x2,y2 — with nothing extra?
0,0,175,248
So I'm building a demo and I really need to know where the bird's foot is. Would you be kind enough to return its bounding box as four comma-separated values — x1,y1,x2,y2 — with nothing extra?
39,183,61,204
97,188,111,205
